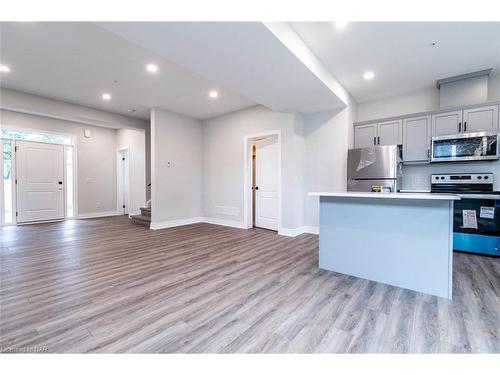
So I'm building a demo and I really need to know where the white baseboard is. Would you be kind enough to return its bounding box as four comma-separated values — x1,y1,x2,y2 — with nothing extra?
148,216,318,236
203,217,247,229
304,226,319,235
150,216,246,230
150,217,204,230
77,211,122,219
278,227,304,237
279,226,319,237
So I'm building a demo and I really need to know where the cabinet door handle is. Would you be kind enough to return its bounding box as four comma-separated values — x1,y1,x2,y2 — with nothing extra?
458,122,462,132
427,149,430,159
374,137,376,145
464,121,467,132
377,136,380,145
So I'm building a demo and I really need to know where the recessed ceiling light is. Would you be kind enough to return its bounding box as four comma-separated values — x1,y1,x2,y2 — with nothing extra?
102,93,111,101
209,90,219,99
146,63,158,73
334,21,349,30
363,71,375,80
0,64,11,73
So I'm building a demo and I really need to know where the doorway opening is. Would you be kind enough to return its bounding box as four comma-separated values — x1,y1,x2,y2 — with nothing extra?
117,148,129,215
1,128,76,225
243,131,281,233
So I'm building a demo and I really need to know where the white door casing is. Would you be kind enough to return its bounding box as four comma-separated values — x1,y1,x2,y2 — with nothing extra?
255,137,278,231
117,148,130,215
16,140,65,223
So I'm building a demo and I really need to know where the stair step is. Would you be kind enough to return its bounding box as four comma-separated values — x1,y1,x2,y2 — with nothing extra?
140,207,151,218
130,214,151,227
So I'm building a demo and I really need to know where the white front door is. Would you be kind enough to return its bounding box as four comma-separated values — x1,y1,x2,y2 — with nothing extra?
255,137,278,231
16,140,65,223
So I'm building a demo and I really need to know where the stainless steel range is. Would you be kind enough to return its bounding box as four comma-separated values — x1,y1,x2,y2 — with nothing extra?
431,173,500,256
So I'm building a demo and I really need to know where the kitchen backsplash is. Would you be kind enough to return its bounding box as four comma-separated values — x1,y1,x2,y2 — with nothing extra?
402,160,500,191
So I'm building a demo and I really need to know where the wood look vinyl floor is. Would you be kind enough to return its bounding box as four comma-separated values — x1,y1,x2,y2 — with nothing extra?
1,216,499,353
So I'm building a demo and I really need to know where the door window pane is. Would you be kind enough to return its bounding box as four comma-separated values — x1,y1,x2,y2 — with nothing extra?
65,146,74,218
1,128,72,145
3,140,13,224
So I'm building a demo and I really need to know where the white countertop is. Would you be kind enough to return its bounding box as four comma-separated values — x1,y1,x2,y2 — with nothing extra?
308,191,460,200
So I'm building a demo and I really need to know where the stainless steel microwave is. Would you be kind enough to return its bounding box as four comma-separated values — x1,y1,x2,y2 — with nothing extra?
431,132,499,163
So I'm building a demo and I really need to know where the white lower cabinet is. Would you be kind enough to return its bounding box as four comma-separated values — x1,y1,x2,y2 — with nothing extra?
403,116,431,162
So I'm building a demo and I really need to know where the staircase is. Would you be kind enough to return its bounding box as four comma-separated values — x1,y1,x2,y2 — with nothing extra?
130,207,151,227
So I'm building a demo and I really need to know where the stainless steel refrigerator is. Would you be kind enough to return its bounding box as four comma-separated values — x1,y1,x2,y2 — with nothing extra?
347,145,402,192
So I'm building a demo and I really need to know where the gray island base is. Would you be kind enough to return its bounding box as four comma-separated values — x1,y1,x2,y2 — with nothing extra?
309,192,460,299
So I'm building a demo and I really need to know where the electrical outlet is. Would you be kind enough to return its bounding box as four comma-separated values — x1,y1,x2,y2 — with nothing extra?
166,161,174,168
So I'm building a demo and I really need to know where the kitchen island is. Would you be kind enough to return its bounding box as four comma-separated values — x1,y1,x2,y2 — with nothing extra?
308,192,460,299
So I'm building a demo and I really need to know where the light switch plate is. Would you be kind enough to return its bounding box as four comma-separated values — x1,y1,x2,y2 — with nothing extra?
84,129,92,138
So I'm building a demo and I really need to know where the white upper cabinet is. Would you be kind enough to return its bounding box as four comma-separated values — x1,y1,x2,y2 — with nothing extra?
354,123,377,148
432,110,463,136
462,105,499,133
354,120,402,148
378,120,402,146
354,102,499,161
403,116,431,162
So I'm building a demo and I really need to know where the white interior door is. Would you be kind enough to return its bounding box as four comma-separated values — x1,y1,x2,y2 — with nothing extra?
255,137,278,231
16,140,65,223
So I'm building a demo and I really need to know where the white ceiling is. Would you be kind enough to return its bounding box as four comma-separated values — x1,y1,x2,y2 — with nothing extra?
99,22,346,113
0,22,256,120
2,22,498,120
291,22,500,103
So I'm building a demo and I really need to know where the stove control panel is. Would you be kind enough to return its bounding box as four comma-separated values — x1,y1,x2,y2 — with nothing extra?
431,173,494,184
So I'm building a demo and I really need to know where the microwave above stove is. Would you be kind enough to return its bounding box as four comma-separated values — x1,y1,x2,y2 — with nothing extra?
431,131,499,163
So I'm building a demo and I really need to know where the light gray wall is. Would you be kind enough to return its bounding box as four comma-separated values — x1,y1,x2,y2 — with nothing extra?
357,86,440,122
403,162,500,191
1,109,118,215
150,107,203,224
117,128,146,215
303,95,358,228
202,105,306,230
357,74,500,122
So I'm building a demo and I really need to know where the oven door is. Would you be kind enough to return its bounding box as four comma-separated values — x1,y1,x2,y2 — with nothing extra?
453,197,500,256
431,132,498,163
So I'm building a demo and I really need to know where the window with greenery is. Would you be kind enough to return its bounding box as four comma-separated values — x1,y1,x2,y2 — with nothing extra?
1,128,73,145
